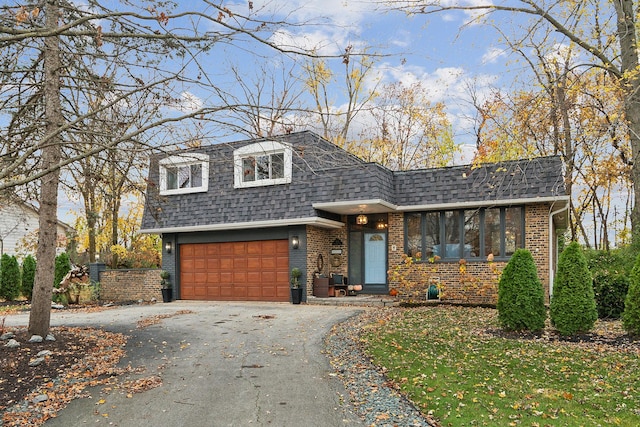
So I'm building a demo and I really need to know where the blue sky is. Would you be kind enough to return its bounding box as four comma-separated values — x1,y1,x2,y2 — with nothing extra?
209,0,523,151
59,0,531,221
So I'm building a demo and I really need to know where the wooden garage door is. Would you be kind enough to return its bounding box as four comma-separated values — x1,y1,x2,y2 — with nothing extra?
179,240,290,301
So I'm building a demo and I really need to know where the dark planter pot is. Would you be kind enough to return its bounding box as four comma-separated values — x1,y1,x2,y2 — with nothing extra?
161,288,172,303
427,284,439,300
291,287,303,304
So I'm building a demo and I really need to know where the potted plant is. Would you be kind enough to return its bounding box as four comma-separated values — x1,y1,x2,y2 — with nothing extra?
290,267,303,304
160,270,172,303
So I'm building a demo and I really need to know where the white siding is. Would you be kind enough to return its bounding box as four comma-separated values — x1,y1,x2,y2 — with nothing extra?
0,203,70,258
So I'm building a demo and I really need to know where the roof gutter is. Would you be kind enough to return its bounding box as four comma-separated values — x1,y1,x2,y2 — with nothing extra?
549,200,570,302
397,195,570,212
140,216,345,234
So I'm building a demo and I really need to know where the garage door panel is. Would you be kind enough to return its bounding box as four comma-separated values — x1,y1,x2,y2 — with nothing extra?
220,285,233,297
233,242,246,255
247,241,262,254
261,271,277,282
180,240,290,301
194,258,206,270
219,243,234,255
247,257,261,269
247,271,261,283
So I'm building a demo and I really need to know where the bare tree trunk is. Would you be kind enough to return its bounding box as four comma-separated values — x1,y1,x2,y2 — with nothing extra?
29,1,63,337
614,0,640,245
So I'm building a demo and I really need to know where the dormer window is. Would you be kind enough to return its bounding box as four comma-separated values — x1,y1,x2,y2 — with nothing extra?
159,153,209,195
234,141,292,188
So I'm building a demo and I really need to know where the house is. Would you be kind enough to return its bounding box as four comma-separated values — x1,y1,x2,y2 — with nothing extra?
141,131,569,304
0,201,74,258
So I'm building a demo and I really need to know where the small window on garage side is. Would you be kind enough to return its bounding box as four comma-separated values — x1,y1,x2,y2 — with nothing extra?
159,153,209,195
234,141,292,188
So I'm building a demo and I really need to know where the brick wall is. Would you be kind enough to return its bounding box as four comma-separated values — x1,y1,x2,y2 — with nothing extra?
99,269,163,302
387,203,552,305
306,224,347,296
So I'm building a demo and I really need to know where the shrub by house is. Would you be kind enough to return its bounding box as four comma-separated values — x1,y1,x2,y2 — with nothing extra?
497,249,546,332
622,253,640,336
550,241,597,336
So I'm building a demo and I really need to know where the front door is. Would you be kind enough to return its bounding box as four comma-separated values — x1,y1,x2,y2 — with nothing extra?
348,214,388,294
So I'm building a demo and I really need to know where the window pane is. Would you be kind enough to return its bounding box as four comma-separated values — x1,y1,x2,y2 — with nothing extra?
444,211,461,258
256,155,270,180
167,167,178,190
425,212,440,259
178,165,191,188
464,209,480,258
484,208,501,257
406,213,421,258
243,157,255,182
191,164,202,188
271,153,284,178
505,207,523,256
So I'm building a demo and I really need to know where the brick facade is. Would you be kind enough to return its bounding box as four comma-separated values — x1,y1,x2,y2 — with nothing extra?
387,203,552,305
306,224,348,296
99,269,163,302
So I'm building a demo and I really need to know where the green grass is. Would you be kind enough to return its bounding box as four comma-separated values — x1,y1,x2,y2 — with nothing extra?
361,306,640,426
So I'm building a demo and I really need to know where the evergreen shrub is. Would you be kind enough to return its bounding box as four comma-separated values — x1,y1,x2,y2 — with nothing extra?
54,252,71,288
497,248,546,332
622,253,640,336
21,255,36,300
550,241,597,336
0,254,21,301
585,248,633,319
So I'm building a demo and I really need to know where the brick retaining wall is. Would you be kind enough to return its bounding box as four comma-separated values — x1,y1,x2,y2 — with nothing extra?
99,269,163,302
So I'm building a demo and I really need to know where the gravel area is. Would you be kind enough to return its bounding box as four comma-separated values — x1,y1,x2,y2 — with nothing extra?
325,309,437,427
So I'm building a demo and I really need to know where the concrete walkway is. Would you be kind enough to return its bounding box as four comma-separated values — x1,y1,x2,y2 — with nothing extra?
5,302,367,426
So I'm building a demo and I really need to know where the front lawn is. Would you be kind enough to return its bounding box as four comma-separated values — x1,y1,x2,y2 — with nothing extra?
361,306,640,426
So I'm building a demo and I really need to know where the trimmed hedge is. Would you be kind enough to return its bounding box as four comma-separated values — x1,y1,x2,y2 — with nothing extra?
550,241,597,336
585,248,634,319
497,248,546,332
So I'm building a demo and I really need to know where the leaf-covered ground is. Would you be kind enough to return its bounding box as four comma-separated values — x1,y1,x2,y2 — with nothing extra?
0,326,128,426
360,306,640,427
0,306,194,426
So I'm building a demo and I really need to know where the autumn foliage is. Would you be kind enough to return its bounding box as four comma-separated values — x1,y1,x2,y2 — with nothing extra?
550,242,597,336
497,249,546,332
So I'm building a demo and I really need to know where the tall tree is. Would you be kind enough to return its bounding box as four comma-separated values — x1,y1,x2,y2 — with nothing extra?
471,43,631,247
0,1,311,336
352,81,456,170
303,47,379,146
391,0,640,244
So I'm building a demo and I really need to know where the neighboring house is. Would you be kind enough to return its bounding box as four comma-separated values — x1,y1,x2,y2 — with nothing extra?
0,201,74,258
141,131,569,304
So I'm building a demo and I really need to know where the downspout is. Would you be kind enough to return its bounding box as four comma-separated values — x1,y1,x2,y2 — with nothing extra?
549,200,570,302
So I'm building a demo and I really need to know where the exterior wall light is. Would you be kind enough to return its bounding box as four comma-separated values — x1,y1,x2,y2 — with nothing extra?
291,236,299,249
356,214,368,225
165,241,172,254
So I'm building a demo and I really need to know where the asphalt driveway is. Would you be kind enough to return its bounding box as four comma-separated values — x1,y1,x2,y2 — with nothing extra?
5,302,366,426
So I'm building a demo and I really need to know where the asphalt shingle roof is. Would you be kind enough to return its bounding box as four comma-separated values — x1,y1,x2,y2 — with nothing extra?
141,131,566,231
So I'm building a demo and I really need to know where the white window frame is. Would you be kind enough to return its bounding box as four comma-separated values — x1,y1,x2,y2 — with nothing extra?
159,153,209,195
233,141,293,188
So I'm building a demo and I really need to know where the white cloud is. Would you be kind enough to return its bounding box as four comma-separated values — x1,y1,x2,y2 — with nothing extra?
481,47,506,64
168,91,203,114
